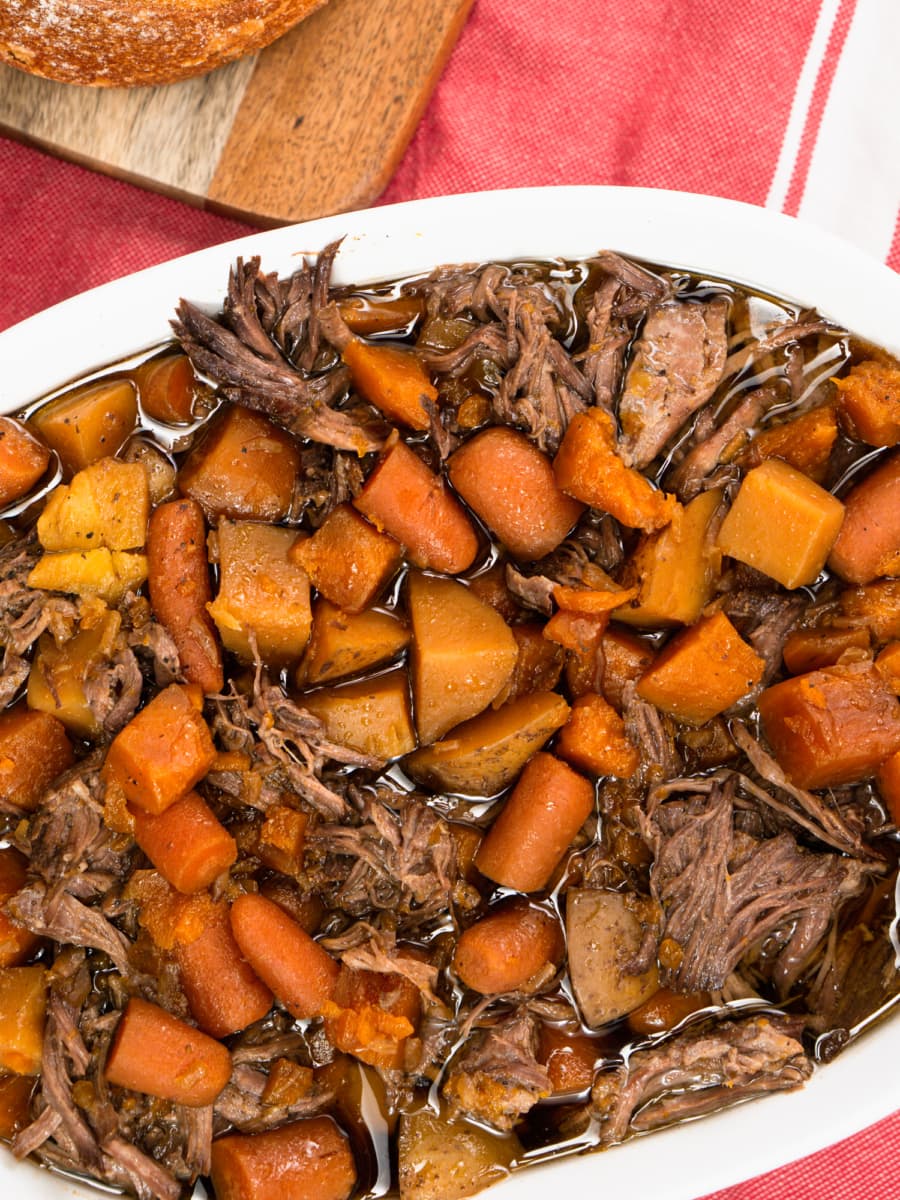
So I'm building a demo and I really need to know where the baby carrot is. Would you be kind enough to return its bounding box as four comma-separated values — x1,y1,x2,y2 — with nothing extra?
0,418,49,506
474,752,594,892
147,498,223,694
452,899,564,995
210,1116,357,1200
448,426,584,560
131,791,237,894
104,997,231,1107
353,435,478,574
177,901,273,1037
229,892,340,1020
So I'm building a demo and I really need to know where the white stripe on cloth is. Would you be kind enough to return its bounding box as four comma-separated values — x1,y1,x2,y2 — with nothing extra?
797,0,900,261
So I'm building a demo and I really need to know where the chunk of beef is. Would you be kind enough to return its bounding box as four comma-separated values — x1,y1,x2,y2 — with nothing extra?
618,296,730,468
591,1014,812,1144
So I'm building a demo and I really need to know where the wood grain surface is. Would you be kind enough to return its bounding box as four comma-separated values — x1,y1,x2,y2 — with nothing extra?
0,0,473,225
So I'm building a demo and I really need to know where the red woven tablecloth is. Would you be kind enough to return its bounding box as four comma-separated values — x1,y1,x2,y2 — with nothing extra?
1,1,899,1196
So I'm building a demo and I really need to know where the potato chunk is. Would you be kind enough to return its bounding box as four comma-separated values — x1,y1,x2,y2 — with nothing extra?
398,1107,520,1200
208,521,312,666
299,600,409,685
27,611,125,739
301,669,416,761
28,548,148,604
37,457,149,552
408,573,517,745
716,458,844,588
566,889,659,1027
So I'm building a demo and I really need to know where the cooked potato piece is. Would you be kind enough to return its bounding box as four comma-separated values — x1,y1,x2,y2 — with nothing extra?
27,610,124,739
566,888,659,1027
208,521,312,666
404,691,570,796
616,488,723,626
37,457,149,552
28,548,148,604
299,600,410,685
0,966,47,1075
408,573,517,745
178,404,300,521
30,379,138,475
301,669,416,761
397,1106,520,1200
716,458,844,589
0,706,74,814
289,503,402,614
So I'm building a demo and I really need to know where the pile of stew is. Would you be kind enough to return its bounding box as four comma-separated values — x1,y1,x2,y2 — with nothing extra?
0,245,897,1200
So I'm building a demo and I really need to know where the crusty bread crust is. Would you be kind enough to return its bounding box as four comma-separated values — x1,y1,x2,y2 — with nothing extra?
0,0,328,86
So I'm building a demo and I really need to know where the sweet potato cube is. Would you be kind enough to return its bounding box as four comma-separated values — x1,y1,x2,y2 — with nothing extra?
299,600,409,685
27,610,124,739
323,963,421,1069
0,849,40,967
0,418,50,507
37,457,150,552
301,669,416,761
501,623,564,703
208,521,312,666
636,611,765,725
556,693,639,778
404,691,570,797
616,488,723,626
834,360,900,447
876,750,900,824
30,379,138,475
102,684,217,813
178,404,300,522
553,407,679,532
257,806,309,876
742,404,838,481
0,1073,34,1139
875,641,900,693
758,662,900,789
408,572,517,744
343,338,437,431
28,548,148,605
716,458,845,588
782,626,871,675
0,966,47,1075
838,580,900,643
0,706,73,813
289,503,402,614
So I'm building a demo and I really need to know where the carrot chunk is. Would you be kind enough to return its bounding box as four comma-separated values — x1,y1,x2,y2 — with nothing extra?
452,899,564,995
353,436,478,573
131,790,237,894
0,706,74,813
289,503,402,613
556,693,640,778
828,449,900,583
0,966,46,1075
475,751,594,892
102,684,217,814
342,338,437,431
448,427,584,560
229,892,340,1020
133,352,198,424
177,901,273,1037
834,359,900,447
0,418,49,506
758,662,900,789
538,1025,598,1094
147,498,223,694
553,407,678,532
0,848,41,967
210,1116,356,1200
104,996,231,1106
782,625,871,674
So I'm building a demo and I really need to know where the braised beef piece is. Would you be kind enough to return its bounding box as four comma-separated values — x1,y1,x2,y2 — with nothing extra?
442,1009,551,1131
0,532,77,662
591,1014,812,1145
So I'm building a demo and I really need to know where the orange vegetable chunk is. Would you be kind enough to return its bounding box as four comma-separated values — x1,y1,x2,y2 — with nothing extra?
716,458,844,588
230,892,340,1020
208,520,312,665
104,996,231,1106
743,404,837,481
177,901,274,1037
636,611,765,725
353,436,478,574
338,293,425,336
0,418,49,506
758,662,900,789
0,966,47,1075
453,899,564,995
834,359,900,447
627,987,711,1035
828,449,900,583
256,805,309,876
30,378,137,475
299,599,410,685
343,338,437,430
875,641,900,693
408,572,517,744
133,352,198,424
475,751,594,891
556,692,640,777
301,668,416,760
102,684,217,814
210,1116,356,1200
131,790,237,893
538,1025,598,1094
782,625,871,674
0,848,40,966
179,404,300,521
553,407,678,532
0,1073,34,1139
596,625,656,711
289,503,402,614
323,964,421,1070
447,426,585,559
0,706,74,812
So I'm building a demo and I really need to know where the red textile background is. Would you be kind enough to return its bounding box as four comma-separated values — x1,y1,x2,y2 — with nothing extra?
1,1,898,1197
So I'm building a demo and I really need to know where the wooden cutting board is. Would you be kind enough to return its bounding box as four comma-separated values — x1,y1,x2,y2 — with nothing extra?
0,0,473,226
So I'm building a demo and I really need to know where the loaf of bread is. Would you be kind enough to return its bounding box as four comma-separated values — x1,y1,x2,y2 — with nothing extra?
0,0,329,86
